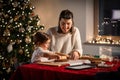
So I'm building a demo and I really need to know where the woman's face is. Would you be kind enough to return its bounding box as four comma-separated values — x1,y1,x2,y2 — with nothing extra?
60,18,72,33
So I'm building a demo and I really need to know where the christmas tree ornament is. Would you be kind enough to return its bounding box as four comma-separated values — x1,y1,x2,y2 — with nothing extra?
19,27,25,33
25,36,31,44
3,29,10,36
14,15,20,21
7,42,15,53
18,49,23,55
12,1,18,7
9,18,14,23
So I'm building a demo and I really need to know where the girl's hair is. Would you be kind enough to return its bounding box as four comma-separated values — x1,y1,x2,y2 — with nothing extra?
34,32,50,45
57,9,74,33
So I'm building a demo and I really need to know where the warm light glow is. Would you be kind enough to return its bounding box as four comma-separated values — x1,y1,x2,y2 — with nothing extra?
87,37,120,45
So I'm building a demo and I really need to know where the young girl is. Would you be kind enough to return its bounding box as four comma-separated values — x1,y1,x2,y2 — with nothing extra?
31,32,59,63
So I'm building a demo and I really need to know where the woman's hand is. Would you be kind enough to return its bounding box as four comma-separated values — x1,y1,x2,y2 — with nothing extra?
69,51,80,60
55,52,69,58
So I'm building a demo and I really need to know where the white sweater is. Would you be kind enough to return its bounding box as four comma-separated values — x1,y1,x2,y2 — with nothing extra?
47,26,83,56
31,47,54,63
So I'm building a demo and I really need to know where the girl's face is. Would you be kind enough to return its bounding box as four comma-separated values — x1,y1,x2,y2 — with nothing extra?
40,39,51,50
60,18,72,33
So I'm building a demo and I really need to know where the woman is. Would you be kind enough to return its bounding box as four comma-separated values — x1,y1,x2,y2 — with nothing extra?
47,9,83,60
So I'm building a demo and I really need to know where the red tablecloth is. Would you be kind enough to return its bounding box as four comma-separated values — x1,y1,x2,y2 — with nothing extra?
10,61,120,80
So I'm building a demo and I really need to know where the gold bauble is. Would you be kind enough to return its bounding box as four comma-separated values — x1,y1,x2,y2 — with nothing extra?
25,36,31,44
3,29,10,36
18,49,23,55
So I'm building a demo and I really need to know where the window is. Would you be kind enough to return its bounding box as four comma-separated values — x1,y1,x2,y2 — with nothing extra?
94,0,120,42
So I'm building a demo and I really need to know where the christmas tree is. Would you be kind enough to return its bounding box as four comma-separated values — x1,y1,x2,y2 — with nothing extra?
0,0,44,66
0,0,45,79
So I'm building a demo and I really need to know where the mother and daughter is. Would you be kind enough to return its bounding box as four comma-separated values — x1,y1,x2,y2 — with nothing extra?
31,9,83,63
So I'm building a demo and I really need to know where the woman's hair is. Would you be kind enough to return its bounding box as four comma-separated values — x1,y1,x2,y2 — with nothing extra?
57,9,74,33
33,32,50,45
